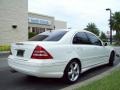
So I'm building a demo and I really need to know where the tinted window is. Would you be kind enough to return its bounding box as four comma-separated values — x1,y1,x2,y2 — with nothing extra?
29,31,67,41
73,32,90,44
86,32,102,46
29,35,48,41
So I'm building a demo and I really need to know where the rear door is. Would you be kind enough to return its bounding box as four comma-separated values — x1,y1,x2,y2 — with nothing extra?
73,32,98,68
85,32,108,64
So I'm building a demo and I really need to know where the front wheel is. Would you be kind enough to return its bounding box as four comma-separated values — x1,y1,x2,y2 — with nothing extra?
108,52,115,66
63,61,81,83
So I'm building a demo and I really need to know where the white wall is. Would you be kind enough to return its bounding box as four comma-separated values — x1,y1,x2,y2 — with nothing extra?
0,0,28,44
54,20,67,29
28,12,54,29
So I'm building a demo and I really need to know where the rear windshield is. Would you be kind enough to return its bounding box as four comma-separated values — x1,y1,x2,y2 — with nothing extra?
29,31,67,41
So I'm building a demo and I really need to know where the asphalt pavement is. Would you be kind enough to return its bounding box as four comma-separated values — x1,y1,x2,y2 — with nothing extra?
0,47,120,90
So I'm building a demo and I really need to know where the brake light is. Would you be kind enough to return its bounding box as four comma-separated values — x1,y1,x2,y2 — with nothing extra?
31,45,53,59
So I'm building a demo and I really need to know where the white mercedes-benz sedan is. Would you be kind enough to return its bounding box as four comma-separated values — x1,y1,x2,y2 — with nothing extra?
8,29,115,83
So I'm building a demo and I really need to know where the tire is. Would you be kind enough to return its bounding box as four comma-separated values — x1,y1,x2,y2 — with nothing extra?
108,51,115,66
63,60,81,84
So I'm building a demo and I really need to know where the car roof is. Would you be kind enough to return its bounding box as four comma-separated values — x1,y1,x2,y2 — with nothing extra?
59,29,96,35
40,29,90,34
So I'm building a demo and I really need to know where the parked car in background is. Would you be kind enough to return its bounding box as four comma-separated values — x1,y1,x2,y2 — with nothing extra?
8,29,115,83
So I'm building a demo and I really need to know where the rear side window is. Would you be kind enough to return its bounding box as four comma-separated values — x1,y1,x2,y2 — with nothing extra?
29,31,67,41
73,32,90,44
85,32,102,46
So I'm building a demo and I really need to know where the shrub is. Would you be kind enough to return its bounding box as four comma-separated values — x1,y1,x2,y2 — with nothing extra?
0,44,10,51
28,32,37,39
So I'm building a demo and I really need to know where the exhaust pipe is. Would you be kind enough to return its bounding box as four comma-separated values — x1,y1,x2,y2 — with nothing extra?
10,69,17,73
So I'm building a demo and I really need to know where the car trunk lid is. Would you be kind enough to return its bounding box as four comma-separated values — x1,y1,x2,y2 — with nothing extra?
11,41,58,60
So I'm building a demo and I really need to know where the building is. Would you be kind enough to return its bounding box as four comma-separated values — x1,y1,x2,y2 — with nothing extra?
0,0,28,44
0,1,67,44
55,20,67,29
28,12,54,33
28,12,67,34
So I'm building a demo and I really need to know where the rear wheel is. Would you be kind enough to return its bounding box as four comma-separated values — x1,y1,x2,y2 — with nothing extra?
63,60,81,83
108,51,115,66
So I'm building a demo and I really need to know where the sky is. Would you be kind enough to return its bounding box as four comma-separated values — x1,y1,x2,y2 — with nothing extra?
28,0,120,34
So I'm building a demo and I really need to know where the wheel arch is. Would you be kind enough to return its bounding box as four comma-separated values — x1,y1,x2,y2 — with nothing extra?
108,50,115,66
110,50,115,57
63,58,82,73
111,50,115,54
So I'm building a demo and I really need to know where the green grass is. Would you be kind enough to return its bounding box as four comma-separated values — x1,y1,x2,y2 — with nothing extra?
113,42,120,46
76,69,120,90
0,44,10,51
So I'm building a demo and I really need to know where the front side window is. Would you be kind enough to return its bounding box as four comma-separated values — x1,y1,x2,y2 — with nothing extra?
85,32,102,46
73,32,90,44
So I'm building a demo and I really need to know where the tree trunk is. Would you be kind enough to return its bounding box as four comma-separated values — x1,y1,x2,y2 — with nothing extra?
116,30,120,44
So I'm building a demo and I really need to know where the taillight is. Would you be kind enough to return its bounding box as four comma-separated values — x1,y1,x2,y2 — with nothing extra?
31,45,53,59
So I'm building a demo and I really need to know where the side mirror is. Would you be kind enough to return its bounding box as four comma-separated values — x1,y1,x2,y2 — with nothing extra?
104,42,107,46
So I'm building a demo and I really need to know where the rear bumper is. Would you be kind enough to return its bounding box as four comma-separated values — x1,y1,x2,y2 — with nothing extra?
8,55,67,78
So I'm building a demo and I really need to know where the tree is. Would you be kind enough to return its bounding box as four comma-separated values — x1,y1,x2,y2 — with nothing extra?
28,32,37,39
100,32,107,42
84,23,100,36
111,12,120,43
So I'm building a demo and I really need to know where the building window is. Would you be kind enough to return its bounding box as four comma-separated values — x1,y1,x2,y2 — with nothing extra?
32,27,36,33
31,27,46,34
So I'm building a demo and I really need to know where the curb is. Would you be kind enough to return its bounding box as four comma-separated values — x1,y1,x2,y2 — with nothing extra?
0,51,10,54
61,62,120,90
0,51,10,57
